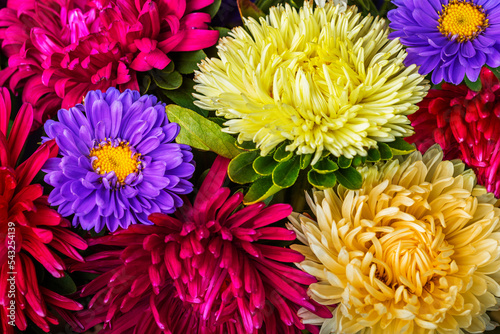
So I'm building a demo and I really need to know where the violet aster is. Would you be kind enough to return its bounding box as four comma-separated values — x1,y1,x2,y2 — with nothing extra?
388,0,500,84
42,88,194,232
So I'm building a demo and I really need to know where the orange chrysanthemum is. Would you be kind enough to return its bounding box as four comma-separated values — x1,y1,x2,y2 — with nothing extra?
288,146,500,334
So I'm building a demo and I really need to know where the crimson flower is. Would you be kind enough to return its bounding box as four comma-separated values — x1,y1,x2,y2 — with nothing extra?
0,0,218,129
0,87,87,333
72,156,330,333
407,67,500,197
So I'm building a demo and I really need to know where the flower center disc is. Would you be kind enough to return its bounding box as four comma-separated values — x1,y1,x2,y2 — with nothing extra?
438,0,488,42
90,141,140,183
376,223,454,294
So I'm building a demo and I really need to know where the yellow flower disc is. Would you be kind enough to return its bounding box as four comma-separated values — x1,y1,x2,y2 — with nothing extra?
90,141,140,183
288,146,500,333
438,0,489,42
194,2,429,164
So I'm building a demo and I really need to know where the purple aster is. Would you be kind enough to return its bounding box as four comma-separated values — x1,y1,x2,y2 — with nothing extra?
42,88,195,232
388,0,500,84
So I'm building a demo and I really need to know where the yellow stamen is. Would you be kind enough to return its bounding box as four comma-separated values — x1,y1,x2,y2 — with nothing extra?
90,141,140,183
438,0,488,42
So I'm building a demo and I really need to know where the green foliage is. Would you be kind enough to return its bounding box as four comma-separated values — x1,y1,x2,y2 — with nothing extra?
366,148,381,162
335,166,363,190
151,62,182,90
386,137,416,155
338,155,352,168
166,105,242,159
273,142,293,162
237,0,265,20
378,142,393,160
228,151,261,184
464,74,482,92
235,141,258,151
170,50,207,75
253,155,279,176
44,271,77,295
161,80,207,117
272,156,300,188
311,158,339,174
307,170,337,190
243,176,283,204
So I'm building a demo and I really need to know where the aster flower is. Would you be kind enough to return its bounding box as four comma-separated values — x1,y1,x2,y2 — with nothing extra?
388,0,500,85
42,88,194,232
407,67,500,197
0,87,87,333
288,146,500,333
0,0,219,129
194,2,428,164
72,156,331,333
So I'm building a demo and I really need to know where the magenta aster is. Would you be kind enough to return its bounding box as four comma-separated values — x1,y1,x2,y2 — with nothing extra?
407,66,500,197
0,87,87,333
0,0,218,129
73,156,330,333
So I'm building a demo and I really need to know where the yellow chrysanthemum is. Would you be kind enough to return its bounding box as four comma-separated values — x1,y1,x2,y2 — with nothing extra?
193,2,429,164
288,146,500,334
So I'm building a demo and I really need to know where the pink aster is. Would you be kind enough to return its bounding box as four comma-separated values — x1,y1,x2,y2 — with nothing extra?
72,156,330,333
0,0,218,129
407,67,500,197
0,87,87,333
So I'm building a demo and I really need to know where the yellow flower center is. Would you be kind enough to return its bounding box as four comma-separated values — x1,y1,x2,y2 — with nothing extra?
374,212,455,295
89,141,140,183
438,0,488,42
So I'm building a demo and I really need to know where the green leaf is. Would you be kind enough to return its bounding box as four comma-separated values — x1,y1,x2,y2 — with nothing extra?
352,155,363,167
253,155,278,176
44,271,77,295
272,156,300,188
311,158,339,174
203,0,222,18
307,170,337,190
208,117,226,127
140,75,151,94
464,74,482,92
161,79,207,116
170,50,207,75
273,142,293,162
386,138,416,155
338,155,352,168
243,176,282,204
334,167,363,190
366,148,381,162
235,141,257,151
152,67,182,90
228,151,261,184
214,27,231,38
166,105,242,159
378,142,393,160
300,154,312,169
237,0,265,20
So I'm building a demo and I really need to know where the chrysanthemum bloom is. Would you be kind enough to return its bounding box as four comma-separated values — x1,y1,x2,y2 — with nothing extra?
388,0,500,85
0,87,87,333
194,2,428,164
288,146,500,333
73,156,331,333
42,88,194,232
0,0,218,129
407,67,500,198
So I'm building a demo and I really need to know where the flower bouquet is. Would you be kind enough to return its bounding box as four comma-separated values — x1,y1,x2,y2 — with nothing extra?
2,0,500,333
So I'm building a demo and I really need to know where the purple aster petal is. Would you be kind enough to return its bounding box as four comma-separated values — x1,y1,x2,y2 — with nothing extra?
43,89,194,232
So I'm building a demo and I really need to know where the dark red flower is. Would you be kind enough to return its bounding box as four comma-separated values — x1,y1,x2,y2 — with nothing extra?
72,156,330,333
0,0,218,129
0,87,87,333
407,67,500,197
